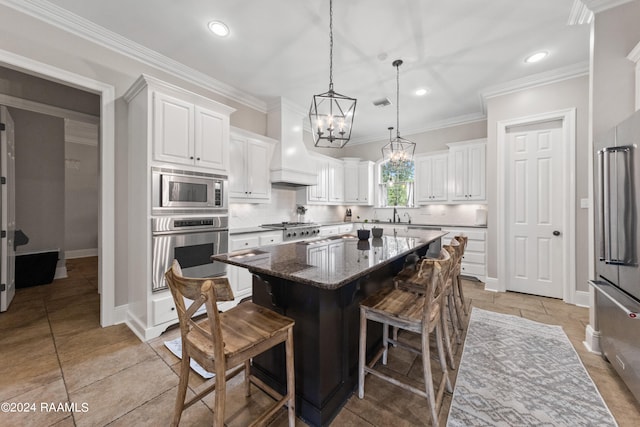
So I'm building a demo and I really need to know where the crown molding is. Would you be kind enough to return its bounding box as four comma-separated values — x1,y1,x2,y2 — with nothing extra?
580,0,635,13
481,62,589,108
0,0,268,113
568,0,593,25
346,113,487,146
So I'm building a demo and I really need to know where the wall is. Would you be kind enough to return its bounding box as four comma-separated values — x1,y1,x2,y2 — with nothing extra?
11,108,65,259
64,141,98,255
485,75,590,293
0,4,269,307
305,119,487,161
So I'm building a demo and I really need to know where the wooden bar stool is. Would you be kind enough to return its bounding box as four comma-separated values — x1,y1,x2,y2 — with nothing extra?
452,235,469,316
358,252,453,425
165,260,296,427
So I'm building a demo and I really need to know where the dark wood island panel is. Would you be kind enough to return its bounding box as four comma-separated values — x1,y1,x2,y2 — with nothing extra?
213,231,447,426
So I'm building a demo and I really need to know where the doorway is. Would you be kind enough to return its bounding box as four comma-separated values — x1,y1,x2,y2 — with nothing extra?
0,50,115,325
496,109,577,302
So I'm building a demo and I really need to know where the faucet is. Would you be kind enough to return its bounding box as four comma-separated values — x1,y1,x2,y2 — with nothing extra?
392,207,401,223
404,212,411,224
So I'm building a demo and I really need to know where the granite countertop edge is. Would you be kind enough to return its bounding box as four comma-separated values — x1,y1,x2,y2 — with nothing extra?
230,222,487,235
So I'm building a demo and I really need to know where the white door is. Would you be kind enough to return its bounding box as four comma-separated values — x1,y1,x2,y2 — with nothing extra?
1,106,16,311
506,120,563,298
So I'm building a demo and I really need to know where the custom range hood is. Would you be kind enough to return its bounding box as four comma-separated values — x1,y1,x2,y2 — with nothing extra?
267,97,317,186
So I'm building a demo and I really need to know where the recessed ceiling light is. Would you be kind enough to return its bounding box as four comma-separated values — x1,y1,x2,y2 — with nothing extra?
415,88,430,96
208,21,230,37
525,51,548,63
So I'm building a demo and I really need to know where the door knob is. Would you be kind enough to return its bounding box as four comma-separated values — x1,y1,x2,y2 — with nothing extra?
553,230,561,236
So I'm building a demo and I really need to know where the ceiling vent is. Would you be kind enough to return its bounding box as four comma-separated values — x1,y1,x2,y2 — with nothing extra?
373,97,392,107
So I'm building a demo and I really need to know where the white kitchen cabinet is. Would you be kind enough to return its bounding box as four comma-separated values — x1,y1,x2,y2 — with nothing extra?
448,139,486,202
153,90,231,174
229,128,276,202
302,154,344,204
344,158,374,205
328,158,344,203
415,152,448,203
441,227,487,281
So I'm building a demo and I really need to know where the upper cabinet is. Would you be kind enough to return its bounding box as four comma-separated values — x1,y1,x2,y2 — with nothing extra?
415,152,448,203
447,139,486,202
344,158,374,205
301,154,344,204
125,74,235,175
229,128,277,202
328,157,344,203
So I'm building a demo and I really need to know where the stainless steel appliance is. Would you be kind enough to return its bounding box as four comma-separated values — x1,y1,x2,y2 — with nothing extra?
261,222,321,242
590,109,640,403
151,215,229,292
152,167,227,214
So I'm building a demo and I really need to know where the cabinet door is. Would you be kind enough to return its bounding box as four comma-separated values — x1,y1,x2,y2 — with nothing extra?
431,154,448,201
309,159,328,202
358,162,373,204
246,140,271,199
466,143,486,200
343,163,359,202
229,137,248,198
328,160,344,202
195,106,228,173
449,147,469,201
153,92,194,165
416,156,433,203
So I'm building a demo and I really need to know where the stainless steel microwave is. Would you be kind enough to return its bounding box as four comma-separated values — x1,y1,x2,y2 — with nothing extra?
152,168,227,213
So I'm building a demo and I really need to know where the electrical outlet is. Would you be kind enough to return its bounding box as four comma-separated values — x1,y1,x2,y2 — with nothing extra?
580,198,590,209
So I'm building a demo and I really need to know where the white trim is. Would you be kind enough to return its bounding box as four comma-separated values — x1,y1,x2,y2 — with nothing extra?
483,277,501,293
482,63,589,106
627,41,640,112
53,265,67,280
0,0,267,113
583,324,602,354
574,290,591,307
113,304,128,325
581,0,635,13
65,248,98,259
0,48,116,328
0,93,99,124
568,0,594,25
496,108,577,303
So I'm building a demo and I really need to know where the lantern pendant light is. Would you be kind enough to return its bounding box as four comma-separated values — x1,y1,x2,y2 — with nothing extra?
381,59,416,166
309,0,357,148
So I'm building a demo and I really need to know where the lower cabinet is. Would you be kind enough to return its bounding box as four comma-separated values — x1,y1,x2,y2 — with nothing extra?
441,227,487,281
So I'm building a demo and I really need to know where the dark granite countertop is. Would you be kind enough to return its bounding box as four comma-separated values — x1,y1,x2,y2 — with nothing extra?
213,230,447,290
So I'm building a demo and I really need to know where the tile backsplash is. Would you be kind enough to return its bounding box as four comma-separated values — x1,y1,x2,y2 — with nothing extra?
229,188,487,228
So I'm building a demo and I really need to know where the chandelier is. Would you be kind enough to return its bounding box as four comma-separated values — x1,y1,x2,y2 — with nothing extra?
381,59,415,166
309,0,357,148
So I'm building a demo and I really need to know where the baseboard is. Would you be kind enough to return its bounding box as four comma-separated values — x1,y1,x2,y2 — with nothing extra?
65,248,99,259
125,312,147,342
484,276,501,292
54,265,68,280
583,324,601,354
573,290,591,307
112,304,128,324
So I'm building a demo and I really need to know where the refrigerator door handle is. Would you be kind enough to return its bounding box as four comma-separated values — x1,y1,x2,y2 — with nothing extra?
599,149,611,263
617,145,637,266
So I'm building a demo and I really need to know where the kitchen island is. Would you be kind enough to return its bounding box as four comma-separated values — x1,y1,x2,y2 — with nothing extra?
212,230,446,426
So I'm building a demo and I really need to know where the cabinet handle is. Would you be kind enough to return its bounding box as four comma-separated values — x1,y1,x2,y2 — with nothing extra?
245,242,249,246
196,157,201,161
190,156,194,160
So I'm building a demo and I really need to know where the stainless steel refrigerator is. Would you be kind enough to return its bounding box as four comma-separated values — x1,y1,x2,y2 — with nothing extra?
591,109,640,403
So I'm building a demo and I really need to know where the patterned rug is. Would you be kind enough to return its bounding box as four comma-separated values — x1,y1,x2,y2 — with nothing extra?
447,308,617,427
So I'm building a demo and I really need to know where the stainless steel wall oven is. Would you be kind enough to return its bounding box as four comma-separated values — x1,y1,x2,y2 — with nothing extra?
151,215,229,292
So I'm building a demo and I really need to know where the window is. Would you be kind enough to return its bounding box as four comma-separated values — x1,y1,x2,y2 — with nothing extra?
378,159,415,207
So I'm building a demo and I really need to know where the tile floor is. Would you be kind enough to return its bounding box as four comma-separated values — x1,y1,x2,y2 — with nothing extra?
1,257,639,426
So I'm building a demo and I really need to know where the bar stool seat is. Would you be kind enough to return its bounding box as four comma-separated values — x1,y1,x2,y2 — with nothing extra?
165,260,296,427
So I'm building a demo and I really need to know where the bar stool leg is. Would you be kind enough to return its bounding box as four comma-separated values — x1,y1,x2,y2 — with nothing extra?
421,329,439,425
285,328,296,427
213,366,227,427
171,353,191,427
382,322,389,365
358,307,367,399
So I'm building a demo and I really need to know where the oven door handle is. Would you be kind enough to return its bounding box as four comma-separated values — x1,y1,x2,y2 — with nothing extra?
152,228,228,236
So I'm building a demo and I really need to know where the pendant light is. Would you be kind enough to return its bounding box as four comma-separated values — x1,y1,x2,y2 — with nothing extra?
381,59,415,166
309,0,357,148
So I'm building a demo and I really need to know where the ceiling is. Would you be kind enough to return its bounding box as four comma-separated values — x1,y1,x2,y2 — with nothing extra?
41,0,590,144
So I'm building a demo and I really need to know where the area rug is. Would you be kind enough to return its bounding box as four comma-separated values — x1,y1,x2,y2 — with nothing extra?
164,338,215,379
446,308,617,427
